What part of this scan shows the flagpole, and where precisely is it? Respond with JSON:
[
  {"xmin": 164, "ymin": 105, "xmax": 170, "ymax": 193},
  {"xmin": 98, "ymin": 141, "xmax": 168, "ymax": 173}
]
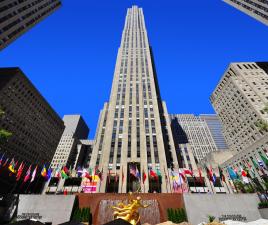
[
  {"xmin": 157, "ymin": 171, "xmax": 160, "ymax": 193},
  {"xmin": 121, "ymin": 168, "xmax": 123, "ymax": 193},
  {"xmin": 169, "ymin": 169, "xmax": 174, "ymax": 193}
]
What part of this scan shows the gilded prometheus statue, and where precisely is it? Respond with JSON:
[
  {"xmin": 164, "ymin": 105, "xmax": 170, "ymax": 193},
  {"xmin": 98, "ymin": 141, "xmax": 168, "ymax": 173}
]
[{"xmin": 111, "ymin": 195, "xmax": 149, "ymax": 225}]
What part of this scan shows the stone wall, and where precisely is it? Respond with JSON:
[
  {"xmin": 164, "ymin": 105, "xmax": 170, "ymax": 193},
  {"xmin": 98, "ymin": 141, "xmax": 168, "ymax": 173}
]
[
  {"xmin": 183, "ymin": 194, "xmax": 261, "ymax": 225},
  {"xmin": 17, "ymin": 195, "xmax": 76, "ymax": 225}
]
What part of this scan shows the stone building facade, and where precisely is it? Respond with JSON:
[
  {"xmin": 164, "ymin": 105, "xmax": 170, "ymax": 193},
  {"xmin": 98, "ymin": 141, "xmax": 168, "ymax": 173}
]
[
  {"xmin": 211, "ymin": 62, "xmax": 268, "ymax": 186},
  {"xmin": 223, "ymin": 0, "xmax": 268, "ymax": 26}
]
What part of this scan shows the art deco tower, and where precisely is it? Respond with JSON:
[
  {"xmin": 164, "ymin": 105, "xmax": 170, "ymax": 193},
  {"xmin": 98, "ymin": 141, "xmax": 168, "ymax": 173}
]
[{"xmin": 90, "ymin": 6, "xmax": 179, "ymax": 193}]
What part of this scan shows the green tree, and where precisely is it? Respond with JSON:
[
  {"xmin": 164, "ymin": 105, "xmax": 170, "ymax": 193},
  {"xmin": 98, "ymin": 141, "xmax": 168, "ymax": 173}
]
[
  {"xmin": 255, "ymin": 119, "xmax": 268, "ymax": 132},
  {"xmin": 263, "ymin": 103, "xmax": 268, "ymax": 113},
  {"xmin": 0, "ymin": 108, "xmax": 12, "ymax": 145},
  {"xmin": 0, "ymin": 108, "xmax": 4, "ymax": 117}
]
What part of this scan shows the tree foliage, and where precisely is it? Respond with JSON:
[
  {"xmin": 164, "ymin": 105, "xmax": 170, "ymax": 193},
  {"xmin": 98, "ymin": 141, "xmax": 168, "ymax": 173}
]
[
  {"xmin": 263, "ymin": 103, "xmax": 268, "ymax": 113},
  {"xmin": 0, "ymin": 108, "xmax": 12, "ymax": 144},
  {"xmin": 255, "ymin": 119, "xmax": 268, "ymax": 132}
]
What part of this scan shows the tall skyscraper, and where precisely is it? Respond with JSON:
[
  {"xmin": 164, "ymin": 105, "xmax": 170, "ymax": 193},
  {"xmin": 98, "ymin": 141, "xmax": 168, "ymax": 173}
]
[
  {"xmin": 0, "ymin": 0, "xmax": 61, "ymax": 50},
  {"xmin": 211, "ymin": 62, "xmax": 268, "ymax": 182},
  {"xmin": 200, "ymin": 114, "xmax": 229, "ymax": 151},
  {"xmin": 50, "ymin": 115, "xmax": 89, "ymax": 170},
  {"xmin": 170, "ymin": 114, "xmax": 218, "ymax": 162},
  {"xmin": 0, "ymin": 68, "xmax": 64, "ymax": 192},
  {"xmin": 223, "ymin": 0, "xmax": 268, "ymax": 26},
  {"xmin": 89, "ymin": 6, "xmax": 179, "ymax": 193}
]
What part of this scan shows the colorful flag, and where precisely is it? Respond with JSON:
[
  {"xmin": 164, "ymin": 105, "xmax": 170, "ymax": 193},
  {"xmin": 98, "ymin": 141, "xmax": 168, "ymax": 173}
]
[
  {"xmin": 95, "ymin": 166, "xmax": 102, "ymax": 180},
  {"xmin": 240, "ymin": 167, "xmax": 249, "ymax": 184},
  {"xmin": 156, "ymin": 169, "xmax": 162, "ymax": 179},
  {"xmin": 88, "ymin": 167, "xmax": 93, "ymax": 176},
  {"xmin": 41, "ymin": 165, "xmax": 47, "ymax": 177},
  {"xmin": 198, "ymin": 168, "xmax": 203, "ymax": 183},
  {"xmin": 183, "ymin": 169, "xmax": 193, "ymax": 176},
  {"xmin": 218, "ymin": 166, "xmax": 225, "ymax": 182},
  {"xmin": 122, "ymin": 168, "xmax": 124, "ymax": 183},
  {"xmin": 61, "ymin": 168, "xmax": 69, "ymax": 179},
  {"xmin": 30, "ymin": 166, "xmax": 37, "ymax": 182},
  {"xmin": 83, "ymin": 168, "xmax": 92, "ymax": 181},
  {"xmin": 16, "ymin": 162, "xmax": 24, "ymax": 181},
  {"xmin": 252, "ymin": 158, "xmax": 260, "ymax": 170},
  {"xmin": 212, "ymin": 173, "xmax": 217, "ymax": 184},
  {"xmin": 205, "ymin": 166, "xmax": 213, "ymax": 181},
  {"xmin": 259, "ymin": 153, "xmax": 268, "ymax": 167},
  {"xmin": 77, "ymin": 166, "xmax": 83, "ymax": 177},
  {"xmin": 8, "ymin": 158, "xmax": 16, "ymax": 173},
  {"xmin": 55, "ymin": 167, "xmax": 61, "ymax": 179},
  {"xmin": 129, "ymin": 164, "xmax": 137, "ymax": 177},
  {"xmin": 258, "ymin": 159, "xmax": 266, "ymax": 170},
  {"xmin": 63, "ymin": 166, "xmax": 69, "ymax": 175},
  {"xmin": 3, "ymin": 158, "xmax": 9, "ymax": 167},
  {"xmin": 46, "ymin": 168, "xmax": 52, "ymax": 180},
  {"xmin": 135, "ymin": 165, "xmax": 141, "ymax": 180},
  {"xmin": 241, "ymin": 167, "xmax": 247, "ymax": 177},
  {"xmin": 227, "ymin": 167, "xmax": 238, "ymax": 180},
  {"xmin": 178, "ymin": 172, "xmax": 184, "ymax": 186},
  {"xmin": 24, "ymin": 165, "xmax": 32, "ymax": 182},
  {"xmin": 178, "ymin": 169, "xmax": 186, "ymax": 182},
  {"xmin": 149, "ymin": 168, "xmax": 158, "ymax": 180},
  {"xmin": 0, "ymin": 153, "xmax": 4, "ymax": 166},
  {"xmin": 142, "ymin": 168, "xmax": 147, "ymax": 184}
]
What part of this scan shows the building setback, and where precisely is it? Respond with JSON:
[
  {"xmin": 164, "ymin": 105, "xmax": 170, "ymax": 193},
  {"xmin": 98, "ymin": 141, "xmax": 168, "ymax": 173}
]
[
  {"xmin": 170, "ymin": 114, "xmax": 218, "ymax": 162},
  {"xmin": 0, "ymin": 67, "xmax": 64, "ymax": 166},
  {"xmin": 0, "ymin": 0, "xmax": 61, "ymax": 50},
  {"xmin": 210, "ymin": 62, "xmax": 268, "ymax": 185},
  {"xmin": 50, "ymin": 115, "xmax": 89, "ymax": 170},
  {"xmin": 89, "ymin": 6, "xmax": 179, "ymax": 193},
  {"xmin": 200, "ymin": 114, "xmax": 229, "ymax": 151},
  {"xmin": 223, "ymin": 0, "xmax": 268, "ymax": 26}
]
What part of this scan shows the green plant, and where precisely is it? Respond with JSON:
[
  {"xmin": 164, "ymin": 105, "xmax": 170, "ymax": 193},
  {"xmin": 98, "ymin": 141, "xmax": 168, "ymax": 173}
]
[
  {"xmin": 167, "ymin": 208, "xmax": 187, "ymax": 223},
  {"xmin": 207, "ymin": 215, "xmax": 216, "ymax": 223},
  {"xmin": 245, "ymin": 184, "xmax": 255, "ymax": 193},
  {"xmin": 258, "ymin": 201, "xmax": 268, "ymax": 209},
  {"xmin": 234, "ymin": 180, "xmax": 246, "ymax": 193}
]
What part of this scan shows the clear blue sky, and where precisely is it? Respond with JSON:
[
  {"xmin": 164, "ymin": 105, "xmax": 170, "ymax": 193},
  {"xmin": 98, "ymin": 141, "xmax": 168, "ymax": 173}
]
[{"xmin": 0, "ymin": 1, "xmax": 268, "ymax": 138}]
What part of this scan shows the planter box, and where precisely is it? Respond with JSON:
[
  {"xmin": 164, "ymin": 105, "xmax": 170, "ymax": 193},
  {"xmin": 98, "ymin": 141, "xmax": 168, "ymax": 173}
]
[{"xmin": 259, "ymin": 208, "xmax": 268, "ymax": 219}]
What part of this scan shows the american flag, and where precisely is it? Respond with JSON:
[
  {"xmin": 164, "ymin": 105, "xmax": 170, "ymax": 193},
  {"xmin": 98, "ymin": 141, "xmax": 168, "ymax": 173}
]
[{"xmin": 130, "ymin": 164, "xmax": 136, "ymax": 177}]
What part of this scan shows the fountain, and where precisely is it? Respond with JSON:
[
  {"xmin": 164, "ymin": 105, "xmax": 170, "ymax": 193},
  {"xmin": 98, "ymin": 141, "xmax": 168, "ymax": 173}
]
[{"xmin": 97, "ymin": 199, "xmax": 160, "ymax": 225}]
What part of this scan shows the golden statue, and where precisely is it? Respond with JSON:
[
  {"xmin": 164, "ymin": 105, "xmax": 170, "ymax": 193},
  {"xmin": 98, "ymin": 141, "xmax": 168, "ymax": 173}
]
[{"xmin": 111, "ymin": 195, "xmax": 149, "ymax": 225}]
